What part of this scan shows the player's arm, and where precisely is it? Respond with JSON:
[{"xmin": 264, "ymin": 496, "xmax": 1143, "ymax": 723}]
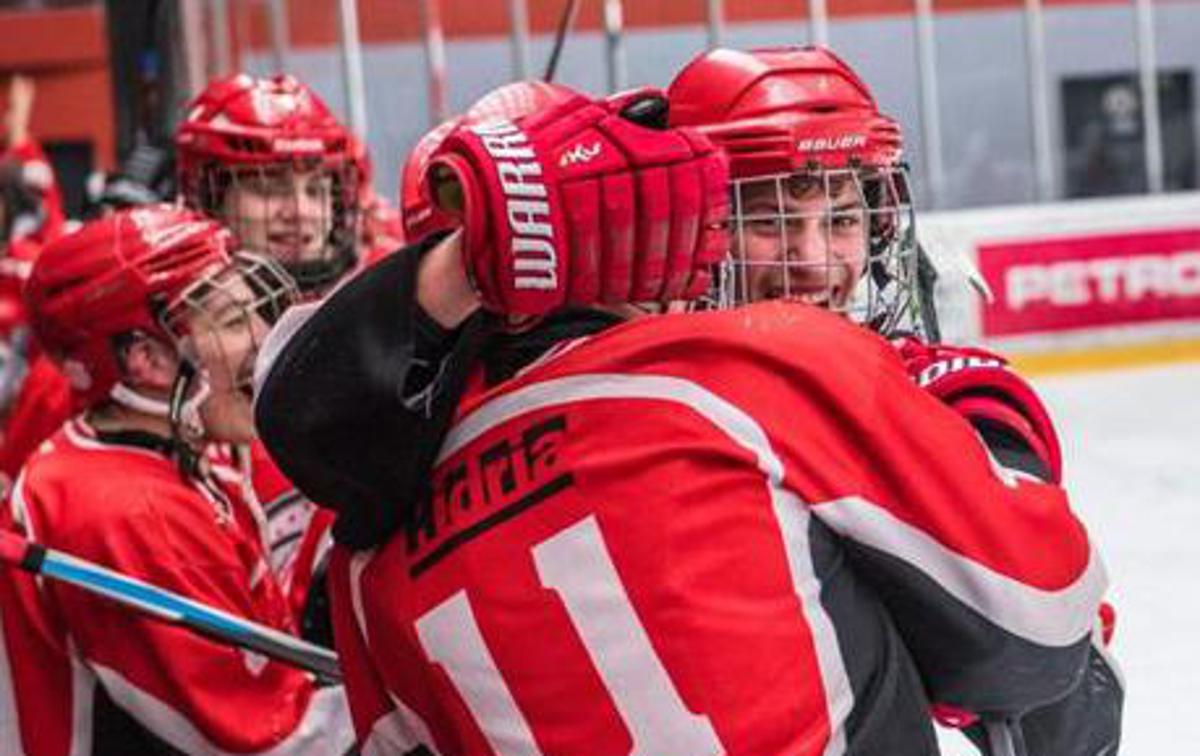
[
  {"xmin": 823, "ymin": 469, "xmax": 1098, "ymax": 722},
  {"xmin": 745, "ymin": 332, "xmax": 1105, "ymax": 721},
  {"xmin": 45, "ymin": 486, "xmax": 353, "ymax": 754},
  {"xmin": 416, "ymin": 229, "xmax": 479, "ymax": 328},
  {"xmin": 892, "ymin": 338, "xmax": 1123, "ymax": 754},
  {"xmin": 254, "ymin": 84, "xmax": 728, "ymax": 551},
  {"xmin": 962, "ymin": 633, "xmax": 1123, "ymax": 756},
  {"xmin": 893, "ymin": 337, "xmax": 1061, "ymax": 482},
  {"xmin": 254, "ymin": 237, "xmax": 488, "ymax": 550}
]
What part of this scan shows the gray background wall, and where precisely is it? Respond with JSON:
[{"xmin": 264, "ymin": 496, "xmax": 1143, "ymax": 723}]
[{"xmin": 245, "ymin": 2, "xmax": 1200, "ymax": 211}]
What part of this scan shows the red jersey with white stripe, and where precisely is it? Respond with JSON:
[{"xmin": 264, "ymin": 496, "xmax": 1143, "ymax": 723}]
[
  {"xmin": 249, "ymin": 440, "xmax": 335, "ymax": 621},
  {"xmin": 0, "ymin": 418, "xmax": 352, "ymax": 755},
  {"xmin": 327, "ymin": 301, "xmax": 1106, "ymax": 756}
]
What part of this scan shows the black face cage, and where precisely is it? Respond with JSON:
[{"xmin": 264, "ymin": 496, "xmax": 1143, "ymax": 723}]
[
  {"xmin": 188, "ymin": 159, "xmax": 361, "ymax": 294},
  {"xmin": 710, "ymin": 165, "xmax": 924, "ymax": 337}
]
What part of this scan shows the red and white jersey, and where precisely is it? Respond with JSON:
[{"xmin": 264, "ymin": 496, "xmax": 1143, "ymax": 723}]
[
  {"xmin": 249, "ymin": 440, "xmax": 335, "ymax": 619},
  {"xmin": 0, "ymin": 418, "xmax": 352, "ymax": 755},
  {"xmin": 0, "ymin": 352, "xmax": 72, "ymax": 492},
  {"xmin": 328, "ymin": 301, "xmax": 1107, "ymax": 756}
]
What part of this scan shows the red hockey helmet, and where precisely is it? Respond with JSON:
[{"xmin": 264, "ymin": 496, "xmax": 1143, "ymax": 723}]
[
  {"xmin": 175, "ymin": 74, "xmax": 359, "ymax": 293},
  {"xmin": 25, "ymin": 205, "xmax": 234, "ymax": 407},
  {"xmin": 668, "ymin": 46, "xmax": 902, "ymax": 177},
  {"xmin": 668, "ymin": 46, "xmax": 923, "ymax": 335},
  {"xmin": 400, "ymin": 81, "xmax": 579, "ymax": 243}
]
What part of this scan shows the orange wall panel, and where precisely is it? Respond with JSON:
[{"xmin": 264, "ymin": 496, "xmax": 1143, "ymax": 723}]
[
  {"xmin": 0, "ymin": 5, "xmax": 115, "ymax": 170},
  {"xmin": 0, "ymin": 6, "xmax": 107, "ymax": 70},
  {"xmin": 28, "ymin": 68, "xmax": 116, "ymax": 169}
]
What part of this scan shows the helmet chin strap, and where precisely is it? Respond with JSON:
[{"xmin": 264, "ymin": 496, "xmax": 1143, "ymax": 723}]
[
  {"xmin": 107, "ymin": 371, "xmax": 212, "ymax": 483},
  {"xmin": 162, "ymin": 360, "xmax": 217, "ymax": 484},
  {"xmin": 108, "ymin": 372, "xmax": 211, "ymax": 434},
  {"xmin": 109, "ymin": 382, "xmax": 174, "ymax": 417},
  {"xmin": 167, "ymin": 361, "xmax": 212, "ymax": 445}
]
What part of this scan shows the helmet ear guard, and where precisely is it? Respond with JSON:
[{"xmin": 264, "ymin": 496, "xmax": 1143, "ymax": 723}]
[{"xmin": 167, "ymin": 358, "xmax": 210, "ymax": 447}]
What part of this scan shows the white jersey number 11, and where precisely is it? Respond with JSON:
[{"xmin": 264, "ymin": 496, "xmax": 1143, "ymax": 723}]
[{"xmin": 414, "ymin": 515, "xmax": 723, "ymax": 755}]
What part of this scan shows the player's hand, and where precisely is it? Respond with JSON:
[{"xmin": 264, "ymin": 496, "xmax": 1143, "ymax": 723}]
[
  {"xmin": 893, "ymin": 337, "xmax": 1062, "ymax": 483},
  {"xmin": 425, "ymin": 84, "xmax": 729, "ymax": 315}
]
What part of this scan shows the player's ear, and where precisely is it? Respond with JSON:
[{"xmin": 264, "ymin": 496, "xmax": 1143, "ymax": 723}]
[{"xmin": 115, "ymin": 332, "xmax": 179, "ymax": 394}]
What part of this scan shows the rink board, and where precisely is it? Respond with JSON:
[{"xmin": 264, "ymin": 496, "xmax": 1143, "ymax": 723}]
[{"xmin": 921, "ymin": 191, "xmax": 1200, "ymax": 374}]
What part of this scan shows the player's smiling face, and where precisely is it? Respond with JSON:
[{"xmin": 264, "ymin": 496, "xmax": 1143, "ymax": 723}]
[
  {"xmin": 185, "ymin": 273, "xmax": 268, "ymax": 443},
  {"xmin": 732, "ymin": 173, "xmax": 868, "ymax": 309},
  {"xmin": 223, "ymin": 164, "xmax": 335, "ymax": 266},
  {"xmin": 173, "ymin": 259, "xmax": 295, "ymax": 445}
]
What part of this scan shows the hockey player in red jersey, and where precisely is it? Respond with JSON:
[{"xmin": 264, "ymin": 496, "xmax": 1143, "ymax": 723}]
[
  {"xmin": 176, "ymin": 73, "xmax": 365, "ymax": 295},
  {"xmin": 0, "ymin": 205, "xmax": 352, "ymax": 755},
  {"xmin": 666, "ymin": 46, "xmax": 1062, "ymax": 474},
  {"xmin": 0, "ymin": 162, "xmax": 72, "ymax": 496},
  {"xmin": 666, "ymin": 45, "xmax": 1121, "ymax": 753},
  {"xmin": 252, "ymin": 81, "xmax": 1111, "ymax": 755},
  {"xmin": 175, "ymin": 73, "xmax": 396, "ymax": 627}
]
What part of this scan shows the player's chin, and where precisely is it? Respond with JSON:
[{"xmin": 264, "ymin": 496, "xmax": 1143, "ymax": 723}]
[{"xmin": 199, "ymin": 398, "xmax": 258, "ymax": 445}]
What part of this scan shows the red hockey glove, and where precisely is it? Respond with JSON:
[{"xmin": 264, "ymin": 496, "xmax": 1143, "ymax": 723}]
[
  {"xmin": 893, "ymin": 337, "xmax": 1063, "ymax": 484},
  {"xmin": 426, "ymin": 86, "xmax": 729, "ymax": 315}
]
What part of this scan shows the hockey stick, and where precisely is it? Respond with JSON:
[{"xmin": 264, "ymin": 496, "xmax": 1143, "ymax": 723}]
[
  {"xmin": 0, "ymin": 528, "xmax": 342, "ymax": 683},
  {"xmin": 543, "ymin": 0, "xmax": 580, "ymax": 82}
]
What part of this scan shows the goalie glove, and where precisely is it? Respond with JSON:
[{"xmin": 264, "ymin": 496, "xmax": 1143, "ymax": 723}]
[
  {"xmin": 426, "ymin": 85, "xmax": 729, "ymax": 315},
  {"xmin": 894, "ymin": 337, "xmax": 1063, "ymax": 484}
]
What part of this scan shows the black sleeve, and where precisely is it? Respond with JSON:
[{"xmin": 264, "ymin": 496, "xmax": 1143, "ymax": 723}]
[
  {"xmin": 963, "ymin": 644, "xmax": 1123, "ymax": 756},
  {"xmin": 253, "ymin": 237, "xmax": 489, "ymax": 550},
  {"xmin": 974, "ymin": 416, "xmax": 1053, "ymax": 483},
  {"xmin": 1015, "ymin": 644, "xmax": 1122, "ymax": 756},
  {"xmin": 962, "ymin": 420, "xmax": 1124, "ymax": 756}
]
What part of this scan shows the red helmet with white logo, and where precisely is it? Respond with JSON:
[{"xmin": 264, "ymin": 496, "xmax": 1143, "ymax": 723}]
[
  {"xmin": 400, "ymin": 81, "xmax": 578, "ymax": 244},
  {"xmin": 25, "ymin": 205, "xmax": 234, "ymax": 406},
  {"xmin": 668, "ymin": 46, "xmax": 902, "ymax": 177},
  {"xmin": 668, "ymin": 46, "xmax": 923, "ymax": 335},
  {"xmin": 175, "ymin": 74, "xmax": 359, "ymax": 293}
]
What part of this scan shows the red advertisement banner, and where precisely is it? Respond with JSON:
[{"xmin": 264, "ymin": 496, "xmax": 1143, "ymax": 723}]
[{"xmin": 977, "ymin": 228, "xmax": 1200, "ymax": 336}]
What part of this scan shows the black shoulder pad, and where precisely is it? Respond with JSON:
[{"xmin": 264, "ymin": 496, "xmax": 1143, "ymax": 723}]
[{"xmin": 254, "ymin": 248, "xmax": 420, "ymax": 544}]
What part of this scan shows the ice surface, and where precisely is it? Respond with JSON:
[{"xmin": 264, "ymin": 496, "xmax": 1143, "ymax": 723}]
[{"xmin": 936, "ymin": 360, "xmax": 1200, "ymax": 754}]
